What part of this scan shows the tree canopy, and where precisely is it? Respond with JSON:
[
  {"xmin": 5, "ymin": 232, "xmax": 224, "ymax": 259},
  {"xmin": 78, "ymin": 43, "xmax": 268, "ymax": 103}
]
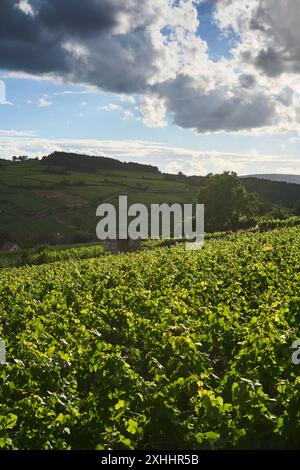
[{"xmin": 198, "ymin": 172, "xmax": 261, "ymax": 232}]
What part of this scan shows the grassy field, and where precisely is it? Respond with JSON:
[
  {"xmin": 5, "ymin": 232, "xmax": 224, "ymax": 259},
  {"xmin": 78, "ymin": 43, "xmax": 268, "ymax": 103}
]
[{"xmin": 0, "ymin": 226, "xmax": 299, "ymax": 449}]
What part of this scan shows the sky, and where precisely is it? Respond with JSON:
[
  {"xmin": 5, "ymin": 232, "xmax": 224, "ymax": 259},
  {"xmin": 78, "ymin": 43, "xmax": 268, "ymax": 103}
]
[{"xmin": 0, "ymin": 0, "xmax": 300, "ymax": 175}]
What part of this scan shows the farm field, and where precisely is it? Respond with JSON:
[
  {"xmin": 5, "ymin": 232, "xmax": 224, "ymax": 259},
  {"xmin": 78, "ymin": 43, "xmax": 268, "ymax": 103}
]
[{"xmin": 0, "ymin": 226, "xmax": 299, "ymax": 449}]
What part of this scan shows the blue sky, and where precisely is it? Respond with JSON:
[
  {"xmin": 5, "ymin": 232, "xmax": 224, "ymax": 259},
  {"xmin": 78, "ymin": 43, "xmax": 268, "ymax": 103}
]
[{"xmin": 0, "ymin": 0, "xmax": 300, "ymax": 175}]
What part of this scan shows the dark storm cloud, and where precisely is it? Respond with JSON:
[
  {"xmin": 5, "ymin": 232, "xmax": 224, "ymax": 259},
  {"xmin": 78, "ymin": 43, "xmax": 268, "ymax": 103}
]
[
  {"xmin": 0, "ymin": 0, "xmax": 155, "ymax": 91},
  {"xmin": 0, "ymin": 39, "xmax": 69, "ymax": 74},
  {"xmin": 0, "ymin": 0, "xmax": 117, "ymax": 40},
  {"xmin": 158, "ymin": 75, "xmax": 277, "ymax": 133},
  {"xmin": 0, "ymin": 1, "xmax": 39, "ymax": 42},
  {"xmin": 254, "ymin": 47, "xmax": 286, "ymax": 78},
  {"xmin": 34, "ymin": 0, "xmax": 118, "ymax": 37},
  {"xmin": 0, "ymin": 0, "xmax": 67, "ymax": 73}
]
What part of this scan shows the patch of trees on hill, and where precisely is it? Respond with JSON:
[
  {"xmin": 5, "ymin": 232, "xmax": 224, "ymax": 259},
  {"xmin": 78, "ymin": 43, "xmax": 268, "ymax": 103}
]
[
  {"xmin": 242, "ymin": 177, "xmax": 300, "ymax": 209},
  {"xmin": 42, "ymin": 151, "xmax": 159, "ymax": 174},
  {"xmin": 186, "ymin": 174, "xmax": 300, "ymax": 211},
  {"xmin": 197, "ymin": 172, "xmax": 262, "ymax": 232}
]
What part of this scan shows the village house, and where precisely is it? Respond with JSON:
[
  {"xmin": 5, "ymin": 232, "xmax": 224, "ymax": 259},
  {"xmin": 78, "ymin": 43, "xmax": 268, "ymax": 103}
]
[{"xmin": 0, "ymin": 242, "xmax": 21, "ymax": 253}]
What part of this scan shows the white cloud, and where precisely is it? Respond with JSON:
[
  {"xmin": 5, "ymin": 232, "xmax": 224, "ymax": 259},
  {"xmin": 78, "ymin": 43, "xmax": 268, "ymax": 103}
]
[
  {"xmin": 98, "ymin": 103, "xmax": 121, "ymax": 112},
  {"xmin": 0, "ymin": 129, "xmax": 36, "ymax": 137},
  {"xmin": 37, "ymin": 97, "xmax": 52, "ymax": 108},
  {"xmin": 123, "ymin": 110, "xmax": 135, "ymax": 121},
  {"xmin": 140, "ymin": 95, "xmax": 167, "ymax": 127},
  {"xmin": 54, "ymin": 87, "xmax": 99, "ymax": 96},
  {"xmin": 62, "ymin": 41, "xmax": 90, "ymax": 59},
  {"xmin": 4, "ymin": 71, "xmax": 60, "ymax": 82},
  {"xmin": 0, "ymin": 132, "xmax": 299, "ymax": 175},
  {"xmin": 17, "ymin": 0, "xmax": 35, "ymax": 17},
  {"xmin": 215, "ymin": 0, "xmax": 300, "ymax": 77},
  {"xmin": 118, "ymin": 94, "xmax": 136, "ymax": 104}
]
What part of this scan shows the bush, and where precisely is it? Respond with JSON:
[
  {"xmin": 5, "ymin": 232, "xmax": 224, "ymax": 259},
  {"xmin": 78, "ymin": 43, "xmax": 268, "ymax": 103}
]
[{"xmin": 258, "ymin": 216, "xmax": 300, "ymax": 232}]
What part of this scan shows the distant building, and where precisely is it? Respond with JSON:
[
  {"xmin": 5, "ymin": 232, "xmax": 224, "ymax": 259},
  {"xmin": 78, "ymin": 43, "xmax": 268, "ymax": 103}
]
[{"xmin": 1, "ymin": 242, "xmax": 21, "ymax": 253}]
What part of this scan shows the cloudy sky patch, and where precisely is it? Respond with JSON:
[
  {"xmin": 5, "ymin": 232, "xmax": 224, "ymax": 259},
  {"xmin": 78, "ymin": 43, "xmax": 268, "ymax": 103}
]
[{"xmin": 0, "ymin": 0, "xmax": 299, "ymax": 174}]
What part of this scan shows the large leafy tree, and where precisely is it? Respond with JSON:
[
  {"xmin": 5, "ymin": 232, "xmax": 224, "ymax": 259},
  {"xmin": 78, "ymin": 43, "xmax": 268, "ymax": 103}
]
[{"xmin": 198, "ymin": 172, "xmax": 261, "ymax": 232}]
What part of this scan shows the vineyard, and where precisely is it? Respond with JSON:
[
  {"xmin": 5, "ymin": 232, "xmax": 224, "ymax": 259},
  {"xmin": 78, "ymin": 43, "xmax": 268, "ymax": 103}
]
[{"xmin": 0, "ymin": 226, "xmax": 300, "ymax": 449}]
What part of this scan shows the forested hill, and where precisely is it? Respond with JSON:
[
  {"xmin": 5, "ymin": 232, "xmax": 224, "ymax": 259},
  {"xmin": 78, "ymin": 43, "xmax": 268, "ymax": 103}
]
[
  {"xmin": 42, "ymin": 151, "xmax": 159, "ymax": 173},
  {"xmin": 242, "ymin": 177, "xmax": 300, "ymax": 208},
  {"xmin": 243, "ymin": 174, "xmax": 300, "ymax": 185}
]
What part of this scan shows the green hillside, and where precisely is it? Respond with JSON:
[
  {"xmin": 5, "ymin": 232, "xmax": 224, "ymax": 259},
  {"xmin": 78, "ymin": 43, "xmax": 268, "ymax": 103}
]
[
  {"xmin": 0, "ymin": 154, "xmax": 195, "ymax": 247},
  {"xmin": 0, "ymin": 152, "xmax": 300, "ymax": 247},
  {"xmin": 242, "ymin": 177, "xmax": 300, "ymax": 209}
]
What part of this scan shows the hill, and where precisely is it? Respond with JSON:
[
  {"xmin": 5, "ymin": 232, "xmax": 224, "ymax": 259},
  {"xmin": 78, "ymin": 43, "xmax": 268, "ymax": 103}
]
[
  {"xmin": 1, "ymin": 152, "xmax": 300, "ymax": 247},
  {"xmin": 0, "ymin": 154, "xmax": 196, "ymax": 247},
  {"xmin": 242, "ymin": 174, "xmax": 300, "ymax": 185},
  {"xmin": 241, "ymin": 177, "xmax": 300, "ymax": 209},
  {"xmin": 0, "ymin": 158, "xmax": 12, "ymax": 165},
  {"xmin": 42, "ymin": 151, "xmax": 159, "ymax": 174}
]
